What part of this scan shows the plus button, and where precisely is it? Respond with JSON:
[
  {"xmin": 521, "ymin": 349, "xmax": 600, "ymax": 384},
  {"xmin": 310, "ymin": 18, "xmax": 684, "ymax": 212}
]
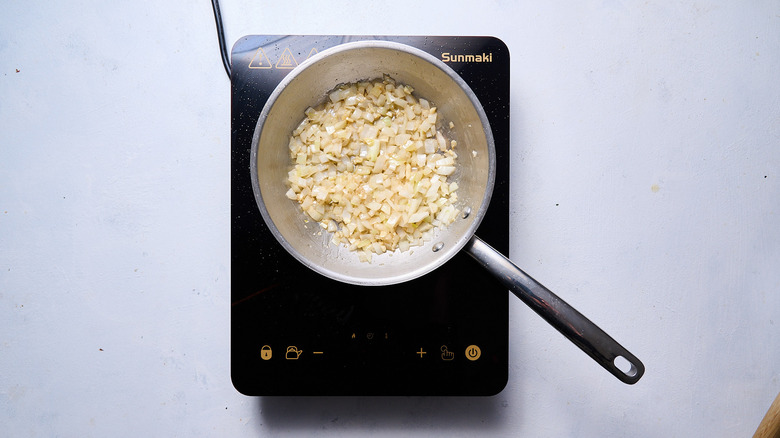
[{"xmin": 416, "ymin": 348, "xmax": 427, "ymax": 358}]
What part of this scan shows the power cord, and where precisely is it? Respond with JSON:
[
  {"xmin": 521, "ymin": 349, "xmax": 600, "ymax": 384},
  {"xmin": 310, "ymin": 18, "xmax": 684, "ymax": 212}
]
[{"xmin": 210, "ymin": 0, "xmax": 232, "ymax": 78}]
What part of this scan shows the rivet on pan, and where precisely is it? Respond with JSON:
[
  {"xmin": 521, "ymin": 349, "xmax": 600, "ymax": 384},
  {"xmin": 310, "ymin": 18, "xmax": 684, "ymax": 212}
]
[
  {"xmin": 432, "ymin": 242, "xmax": 445, "ymax": 252},
  {"xmin": 462, "ymin": 207, "xmax": 472, "ymax": 219}
]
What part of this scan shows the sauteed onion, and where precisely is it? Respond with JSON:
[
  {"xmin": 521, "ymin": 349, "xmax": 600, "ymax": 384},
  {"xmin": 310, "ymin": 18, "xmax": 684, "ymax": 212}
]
[{"xmin": 285, "ymin": 76, "xmax": 460, "ymax": 262}]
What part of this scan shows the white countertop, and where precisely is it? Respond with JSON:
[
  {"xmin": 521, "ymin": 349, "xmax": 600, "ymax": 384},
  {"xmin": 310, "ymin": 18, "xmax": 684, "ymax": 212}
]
[{"xmin": 1, "ymin": 1, "xmax": 778, "ymax": 436}]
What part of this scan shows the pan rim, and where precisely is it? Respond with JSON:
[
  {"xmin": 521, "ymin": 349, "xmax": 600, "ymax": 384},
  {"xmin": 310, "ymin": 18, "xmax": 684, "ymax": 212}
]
[{"xmin": 250, "ymin": 40, "xmax": 496, "ymax": 286}]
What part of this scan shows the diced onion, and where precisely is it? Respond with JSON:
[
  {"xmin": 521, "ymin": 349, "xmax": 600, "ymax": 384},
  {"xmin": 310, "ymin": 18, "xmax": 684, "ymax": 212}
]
[{"xmin": 285, "ymin": 76, "xmax": 460, "ymax": 263}]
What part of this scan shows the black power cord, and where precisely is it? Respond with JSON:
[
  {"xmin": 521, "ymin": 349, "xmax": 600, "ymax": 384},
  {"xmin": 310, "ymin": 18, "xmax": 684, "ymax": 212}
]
[{"xmin": 210, "ymin": 0, "xmax": 232, "ymax": 78}]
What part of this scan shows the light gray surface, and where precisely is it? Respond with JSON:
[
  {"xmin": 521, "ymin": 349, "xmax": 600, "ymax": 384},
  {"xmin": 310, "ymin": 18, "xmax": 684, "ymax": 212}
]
[{"xmin": 1, "ymin": 1, "xmax": 778, "ymax": 436}]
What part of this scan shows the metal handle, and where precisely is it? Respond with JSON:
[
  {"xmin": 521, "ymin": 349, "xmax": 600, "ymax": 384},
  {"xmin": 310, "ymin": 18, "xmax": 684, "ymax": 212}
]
[{"xmin": 464, "ymin": 236, "xmax": 645, "ymax": 384}]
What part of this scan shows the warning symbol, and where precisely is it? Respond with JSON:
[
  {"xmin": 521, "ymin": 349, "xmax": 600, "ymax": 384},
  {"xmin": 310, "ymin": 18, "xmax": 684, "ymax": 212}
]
[
  {"xmin": 248, "ymin": 48, "xmax": 272, "ymax": 69},
  {"xmin": 275, "ymin": 47, "xmax": 298, "ymax": 69},
  {"xmin": 305, "ymin": 47, "xmax": 319, "ymax": 60}
]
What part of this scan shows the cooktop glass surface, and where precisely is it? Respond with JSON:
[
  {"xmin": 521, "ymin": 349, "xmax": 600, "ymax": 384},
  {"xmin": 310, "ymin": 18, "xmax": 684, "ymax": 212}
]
[{"xmin": 231, "ymin": 35, "xmax": 510, "ymax": 396}]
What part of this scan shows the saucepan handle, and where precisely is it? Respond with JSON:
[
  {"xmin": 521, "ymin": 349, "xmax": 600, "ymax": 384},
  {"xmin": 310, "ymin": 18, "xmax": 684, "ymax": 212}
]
[{"xmin": 464, "ymin": 236, "xmax": 645, "ymax": 384}]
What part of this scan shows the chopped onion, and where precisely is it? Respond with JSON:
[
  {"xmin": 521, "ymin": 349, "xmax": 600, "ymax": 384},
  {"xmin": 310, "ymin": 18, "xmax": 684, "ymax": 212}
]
[{"xmin": 285, "ymin": 76, "xmax": 460, "ymax": 262}]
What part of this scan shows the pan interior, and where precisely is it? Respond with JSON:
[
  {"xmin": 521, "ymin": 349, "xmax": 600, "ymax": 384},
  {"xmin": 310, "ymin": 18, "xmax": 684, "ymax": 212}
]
[{"xmin": 251, "ymin": 41, "xmax": 495, "ymax": 285}]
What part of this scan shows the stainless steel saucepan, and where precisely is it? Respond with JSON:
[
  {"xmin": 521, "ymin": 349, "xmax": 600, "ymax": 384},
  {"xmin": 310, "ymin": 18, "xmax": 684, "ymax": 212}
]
[{"xmin": 250, "ymin": 40, "xmax": 644, "ymax": 384}]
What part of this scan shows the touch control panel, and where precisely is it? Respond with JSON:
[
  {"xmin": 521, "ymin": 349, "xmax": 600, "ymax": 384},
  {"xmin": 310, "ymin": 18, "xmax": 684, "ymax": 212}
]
[{"xmin": 255, "ymin": 342, "xmax": 483, "ymax": 363}]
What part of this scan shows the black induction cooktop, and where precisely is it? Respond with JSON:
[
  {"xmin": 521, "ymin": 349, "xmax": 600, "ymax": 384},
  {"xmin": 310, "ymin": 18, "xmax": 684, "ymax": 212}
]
[{"xmin": 231, "ymin": 35, "xmax": 510, "ymax": 396}]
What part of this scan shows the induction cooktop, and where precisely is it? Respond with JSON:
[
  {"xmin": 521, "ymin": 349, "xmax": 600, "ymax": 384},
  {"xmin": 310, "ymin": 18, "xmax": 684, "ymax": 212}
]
[{"xmin": 231, "ymin": 35, "xmax": 510, "ymax": 396}]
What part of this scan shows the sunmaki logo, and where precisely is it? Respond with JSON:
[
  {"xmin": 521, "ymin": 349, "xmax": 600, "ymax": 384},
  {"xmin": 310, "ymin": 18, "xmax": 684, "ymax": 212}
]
[{"xmin": 441, "ymin": 52, "xmax": 493, "ymax": 63}]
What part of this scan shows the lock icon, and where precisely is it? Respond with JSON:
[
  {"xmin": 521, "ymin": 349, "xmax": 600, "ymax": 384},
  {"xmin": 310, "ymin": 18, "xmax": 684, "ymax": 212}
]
[{"xmin": 260, "ymin": 345, "xmax": 272, "ymax": 360}]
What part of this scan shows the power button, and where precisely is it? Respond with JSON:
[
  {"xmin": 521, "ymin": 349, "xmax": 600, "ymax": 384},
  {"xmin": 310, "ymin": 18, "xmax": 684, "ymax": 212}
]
[{"xmin": 465, "ymin": 345, "xmax": 481, "ymax": 361}]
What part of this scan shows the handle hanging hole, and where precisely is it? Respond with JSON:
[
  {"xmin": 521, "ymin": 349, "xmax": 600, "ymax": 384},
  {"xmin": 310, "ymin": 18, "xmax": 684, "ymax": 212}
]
[{"xmin": 613, "ymin": 355, "xmax": 638, "ymax": 378}]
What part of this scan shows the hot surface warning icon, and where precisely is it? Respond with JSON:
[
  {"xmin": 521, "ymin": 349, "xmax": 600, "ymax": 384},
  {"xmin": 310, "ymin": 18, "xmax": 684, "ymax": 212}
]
[{"xmin": 275, "ymin": 47, "xmax": 298, "ymax": 69}]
